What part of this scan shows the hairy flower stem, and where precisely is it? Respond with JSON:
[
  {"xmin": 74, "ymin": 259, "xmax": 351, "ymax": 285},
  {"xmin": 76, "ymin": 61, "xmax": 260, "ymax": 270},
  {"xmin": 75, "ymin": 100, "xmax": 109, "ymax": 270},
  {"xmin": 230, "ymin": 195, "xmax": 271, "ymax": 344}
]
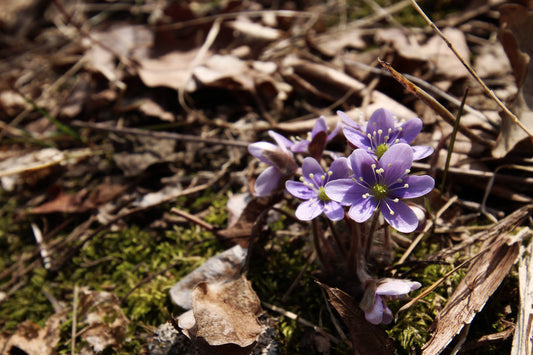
[
  {"xmin": 364, "ymin": 213, "xmax": 380, "ymax": 261},
  {"xmin": 327, "ymin": 219, "xmax": 347, "ymax": 259},
  {"xmin": 345, "ymin": 213, "xmax": 361, "ymax": 274},
  {"xmin": 312, "ymin": 219, "xmax": 334, "ymax": 273}
]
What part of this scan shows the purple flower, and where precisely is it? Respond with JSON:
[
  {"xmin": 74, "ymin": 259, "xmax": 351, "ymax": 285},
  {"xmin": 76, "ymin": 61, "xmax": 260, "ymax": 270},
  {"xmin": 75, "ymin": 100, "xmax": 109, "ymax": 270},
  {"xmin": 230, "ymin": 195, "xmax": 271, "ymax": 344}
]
[
  {"xmin": 248, "ymin": 131, "xmax": 298, "ymax": 197},
  {"xmin": 324, "ymin": 143, "xmax": 434, "ymax": 233},
  {"xmin": 339, "ymin": 108, "xmax": 433, "ymax": 160},
  {"xmin": 285, "ymin": 157, "xmax": 349, "ymax": 221},
  {"xmin": 363, "ymin": 279, "xmax": 421, "ymax": 325},
  {"xmin": 290, "ymin": 116, "xmax": 340, "ymax": 158}
]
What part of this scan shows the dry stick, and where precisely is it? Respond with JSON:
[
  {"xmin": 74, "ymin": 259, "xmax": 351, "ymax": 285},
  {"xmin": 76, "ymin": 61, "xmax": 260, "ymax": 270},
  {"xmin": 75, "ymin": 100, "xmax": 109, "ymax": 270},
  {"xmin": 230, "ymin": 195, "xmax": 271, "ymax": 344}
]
[
  {"xmin": 71, "ymin": 120, "xmax": 250, "ymax": 148},
  {"xmin": 178, "ymin": 17, "xmax": 222, "ymax": 112},
  {"xmin": 481, "ymin": 164, "xmax": 533, "ymax": 222},
  {"xmin": 345, "ymin": 59, "xmax": 491, "ymax": 124},
  {"xmin": 394, "ymin": 195, "xmax": 458, "ymax": 268},
  {"xmin": 378, "ymin": 59, "xmax": 493, "ymax": 147},
  {"xmin": 71, "ymin": 284, "xmax": 79, "ymax": 355},
  {"xmin": 410, "ymin": 0, "xmax": 533, "ymax": 140}
]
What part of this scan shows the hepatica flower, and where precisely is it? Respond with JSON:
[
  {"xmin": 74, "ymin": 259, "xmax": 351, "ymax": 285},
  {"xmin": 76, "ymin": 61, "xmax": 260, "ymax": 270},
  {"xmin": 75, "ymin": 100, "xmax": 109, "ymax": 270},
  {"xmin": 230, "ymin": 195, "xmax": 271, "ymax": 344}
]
[
  {"xmin": 290, "ymin": 116, "xmax": 340, "ymax": 158},
  {"xmin": 285, "ymin": 157, "xmax": 349, "ymax": 221},
  {"xmin": 363, "ymin": 279, "xmax": 421, "ymax": 325},
  {"xmin": 248, "ymin": 131, "xmax": 298, "ymax": 197},
  {"xmin": 339, "ymin": 108, "xmax": 433, "ymax": 160},
  {"xmin": 324, "ymin": 143, "xmax": 434, "ymax": 233}
]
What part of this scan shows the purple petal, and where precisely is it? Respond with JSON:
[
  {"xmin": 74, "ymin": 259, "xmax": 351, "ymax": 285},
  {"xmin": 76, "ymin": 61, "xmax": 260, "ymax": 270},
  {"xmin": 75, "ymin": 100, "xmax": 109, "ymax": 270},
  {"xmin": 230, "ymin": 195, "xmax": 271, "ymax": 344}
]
[
  {"xmin": 382, "ymin": 305, "xmax": 393, "ymax": 324},
  {"xmin": 398, "ymin": 117, "xmax": 422, "ymax": 143},
  {"xmin": 311, "ymin": 116, "xmax": 328, "ymax": 137},
  {"xmin": 376, "ymin": 279, "xmax": 422, "ymax": 296},
  {"xmin": 323, "ymin": 200, "xmax": 345, "ymax": 221},
  {"xmin": 337, "ymin": 110, "xmax": 362, "ymax": 130},
  {"xmin": 367, "ymin": 108, "xmax": 395, "ymax": 135},
  {"xmin": 254, "ymin": 166, "xmax": 281, "ymax": 197},
  {"xmin": 412, "ymin": 145, "xmax": 434, "ymax": 160},
  {"xmin": 379, "ymin": 143, "xmax": 413, "ymax": 185},
  {"xmin": 285, "ymin": 181, "xmax": 316, "ymax": 200},
  {"xmin": 268, "ymin": 130, "xmax": 293, "ymax": 151},
  {"xmin": 324, "ymin": 179, "xmax": 368, "ymax": 205},
  {"xmin": 248, "ymin": 142, "xmax": 277, "ymax": 164},
  {"xmin": 328, "ymin": 157, "xmax": 350, "ymax": 180},
  {"xmin": 342, "ymin": 125, "xmax": 371, "ymax": 149},
  {"xmin": 364, "ymin": 295, "xmax": 384, "ymax": 325},
  {"xmin": 302, "ymin": 157, "xmax": 325, "ymax": 180},
  {"xmin": 348, "ymin": 196, "xmax": 378, "ymax": 223},
  {"xmin": 392, "ymin": 175, "xmax": 434, "ymax": 199},
  {"xmin": 290, "ymin": 140, "xmax": 309, "ymax": 153},
  {"xmin": 381, "ymin": 199, "xmax": 418, "ymax": 233},
  {"xmin": 348, "ymin": 149, "xmax": 377, "ymax": 184},
  {"xmin": 295, "ymin": 200, "xmax": 324, "ymax": 221},
  {"xmin": 327, "ymin": 122, "xmax": 341, "ymax": 141}
]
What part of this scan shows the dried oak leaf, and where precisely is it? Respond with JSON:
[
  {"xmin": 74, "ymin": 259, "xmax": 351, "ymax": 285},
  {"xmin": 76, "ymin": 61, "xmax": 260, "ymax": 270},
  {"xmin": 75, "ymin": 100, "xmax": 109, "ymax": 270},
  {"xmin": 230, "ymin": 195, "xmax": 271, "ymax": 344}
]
[
  {"xmin": 319, "ymin": 282, "xmax": 395, "ymax": 355},
  {"xmin": 493, "ymin": 3, "xmax": 533, "ymax": 157},
  {"xmin": 0, "ymin": 312, "xmax": 64, "ymax": 355},
  {"xmin": 181, "ymin": 275, "xmax": 263, "ymax": 355}
]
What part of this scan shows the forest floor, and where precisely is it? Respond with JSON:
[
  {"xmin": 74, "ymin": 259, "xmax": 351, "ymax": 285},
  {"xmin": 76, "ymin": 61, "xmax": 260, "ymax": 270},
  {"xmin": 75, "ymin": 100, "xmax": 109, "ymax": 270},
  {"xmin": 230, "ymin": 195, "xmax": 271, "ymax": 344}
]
[{"xmin": 0, "ymin": 0, "xmax": 532, "ymax": 354}]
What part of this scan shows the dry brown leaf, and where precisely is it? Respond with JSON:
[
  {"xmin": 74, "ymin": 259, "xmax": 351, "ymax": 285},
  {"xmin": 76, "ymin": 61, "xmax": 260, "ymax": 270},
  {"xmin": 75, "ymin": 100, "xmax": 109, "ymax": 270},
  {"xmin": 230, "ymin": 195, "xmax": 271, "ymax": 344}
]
[
  {"xmin": 376, "ymin": 27, "xmax": 469, "ymax": 80},
  {"xmin": 309, "ymin": 27, "xmax": 366, "ymax": 57},
  {"xmin": 83, "ymin": 24, "xmax": 153, "ymax": 82},
  {"xmin": 177, "ymin": 275, "xmax": 263, "ymax": 354},
  {"xmin": 0, "ymin": 312, "xmax": 64, "ymax": 355},
  {"xmin": 319, "ymin": 282, "xmax": 395, "ymax": 355},
  {"xmin": 281, "ymin": 56, "xmax": 416, "ymax": 119},
  {"xmin": 29, "ymin": 181, "xmax": 125, "ymax": 214},
  {"xmin": 493, "ymin": 3, "xmax": 533, "ymax": 157},
  {"xmin": 422, "ymin": 205, "xmax": 533, "ymax": 354},
  {"xmin": 137, "ymin": 49, "xmax": 201, "ymax": 91},
  {"xmin": 227, "ymin": 19, "xmax": 283, "ymax": 42},
  {"xmin": 78, "ymin": 288, "xmax": 130, "ymax": 353},
  {"xmin": 170, "ymin": 244, "xmax": 247, "ymax": 309},
  {"xmin": 113, "ymin": 135, "xmax": 178, "ymax": 177},
  {"xmin": 0, "ymin": 148, "xmax": 92, "ymax": 192}
]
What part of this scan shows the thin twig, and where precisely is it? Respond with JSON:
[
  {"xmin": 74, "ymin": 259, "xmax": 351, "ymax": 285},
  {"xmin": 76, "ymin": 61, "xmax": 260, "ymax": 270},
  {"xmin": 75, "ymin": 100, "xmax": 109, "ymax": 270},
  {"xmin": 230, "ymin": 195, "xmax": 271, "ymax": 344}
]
[
  {"xmin": 71, "ymin": 120, "xmax": 250, "ymax": 148},
  {"xmin": 71, "ymin": 284, "xmax": 79, "ymax": 355},
  {"xmin": 410, "ymin": 0, "xmax": 533, "ymax": 139}
]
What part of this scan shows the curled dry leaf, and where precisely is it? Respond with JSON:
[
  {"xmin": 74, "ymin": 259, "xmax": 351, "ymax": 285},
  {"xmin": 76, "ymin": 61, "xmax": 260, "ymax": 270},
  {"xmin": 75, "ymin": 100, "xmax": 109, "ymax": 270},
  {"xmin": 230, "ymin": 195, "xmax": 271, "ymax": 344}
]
[
  {"xmin": 0, "ymin": 312, "xmax": 64, "ymax": 355},
  {"xmin": 493, "ymin": 3, "xmax": 533, "ymax": 157},
  {"xmin": 178, "ymin": 275, "xmax": 263, "ymax": 354},
  {"xmin": 318, "ymin": 282, "xmax": 395, "ymax": 355},
  {"xmin": 170, "ymin": 244, "xmax": 247, "ymax": 309},
  {"xmin": 78, "ymin": 288, "xmax": 130, "ymax": 353}
]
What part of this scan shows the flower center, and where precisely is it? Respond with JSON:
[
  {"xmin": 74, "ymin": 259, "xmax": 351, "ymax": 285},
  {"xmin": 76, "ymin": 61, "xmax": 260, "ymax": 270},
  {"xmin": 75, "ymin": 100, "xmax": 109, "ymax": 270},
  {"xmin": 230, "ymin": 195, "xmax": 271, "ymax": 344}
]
[
  {"xmin": 317, "ymin": 186, "xmax": 329, "ymax": 201},
  {"xmin": 375, "ymin": 143, "xmax": 388, "ymax": 159},
  {"xmin": 372, "ymin": 184, "xmax": 389, "ymax": 199}
]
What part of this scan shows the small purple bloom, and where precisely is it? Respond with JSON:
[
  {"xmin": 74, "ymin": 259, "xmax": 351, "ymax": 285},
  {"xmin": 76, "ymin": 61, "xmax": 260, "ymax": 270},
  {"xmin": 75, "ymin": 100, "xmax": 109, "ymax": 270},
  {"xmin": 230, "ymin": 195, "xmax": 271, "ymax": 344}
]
[
  {"xmin": 324, "ymin": 143, "xmax": 434, "ymax": 233},
  {"xmin": 248, "ymin": 131, "xmax": 298, "ymax": 197},
  {"xmin": 363, "ymin": 279, "xmax": 421, "ymax": 325},
  {"xmin": 285, "ymin": 157, "xmax": 349, "ymax": 221},
  {"xmin": 290, "ymin": 116, "xmax": 340, "ymax": 158},
  {"xmin": 339, "ymin": 108, "xmax": 433, "ymax": 160}
]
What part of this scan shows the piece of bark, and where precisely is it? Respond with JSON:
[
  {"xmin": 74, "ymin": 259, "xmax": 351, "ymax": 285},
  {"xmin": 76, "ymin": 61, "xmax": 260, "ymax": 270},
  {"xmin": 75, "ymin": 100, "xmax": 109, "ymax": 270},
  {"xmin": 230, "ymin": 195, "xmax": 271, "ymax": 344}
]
[
  {"xmin": 422, "ymin": 206, "xmax": 533, "ymax": 354},
  {"xmin": 511, "ymin": 236, "xmax": 533, "ymax": 354}
]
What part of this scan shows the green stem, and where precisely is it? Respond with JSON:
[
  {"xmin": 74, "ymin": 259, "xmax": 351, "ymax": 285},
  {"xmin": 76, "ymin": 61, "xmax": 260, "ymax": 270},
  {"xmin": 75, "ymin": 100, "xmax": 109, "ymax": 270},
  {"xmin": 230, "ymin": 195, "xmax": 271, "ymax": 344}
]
[{"xmin": 364, "ymin": 212, "xmax": 380, "ymax": 261}]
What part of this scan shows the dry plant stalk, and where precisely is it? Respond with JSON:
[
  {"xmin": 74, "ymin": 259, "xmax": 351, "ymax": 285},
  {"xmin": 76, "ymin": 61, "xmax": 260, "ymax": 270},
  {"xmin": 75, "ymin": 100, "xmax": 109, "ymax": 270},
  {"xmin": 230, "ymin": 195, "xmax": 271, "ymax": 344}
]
[{"xmin": 410, "ymin": 0, "xmax": 533, "ymax": 139}]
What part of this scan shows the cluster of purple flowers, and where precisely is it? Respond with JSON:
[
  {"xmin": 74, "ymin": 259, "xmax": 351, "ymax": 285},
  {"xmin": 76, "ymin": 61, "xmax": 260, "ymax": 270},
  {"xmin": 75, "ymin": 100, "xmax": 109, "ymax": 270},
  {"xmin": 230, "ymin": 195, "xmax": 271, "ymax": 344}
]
[{"xmin": 248, "ymin": 108, "xmax": 435, "ymax": 324}]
